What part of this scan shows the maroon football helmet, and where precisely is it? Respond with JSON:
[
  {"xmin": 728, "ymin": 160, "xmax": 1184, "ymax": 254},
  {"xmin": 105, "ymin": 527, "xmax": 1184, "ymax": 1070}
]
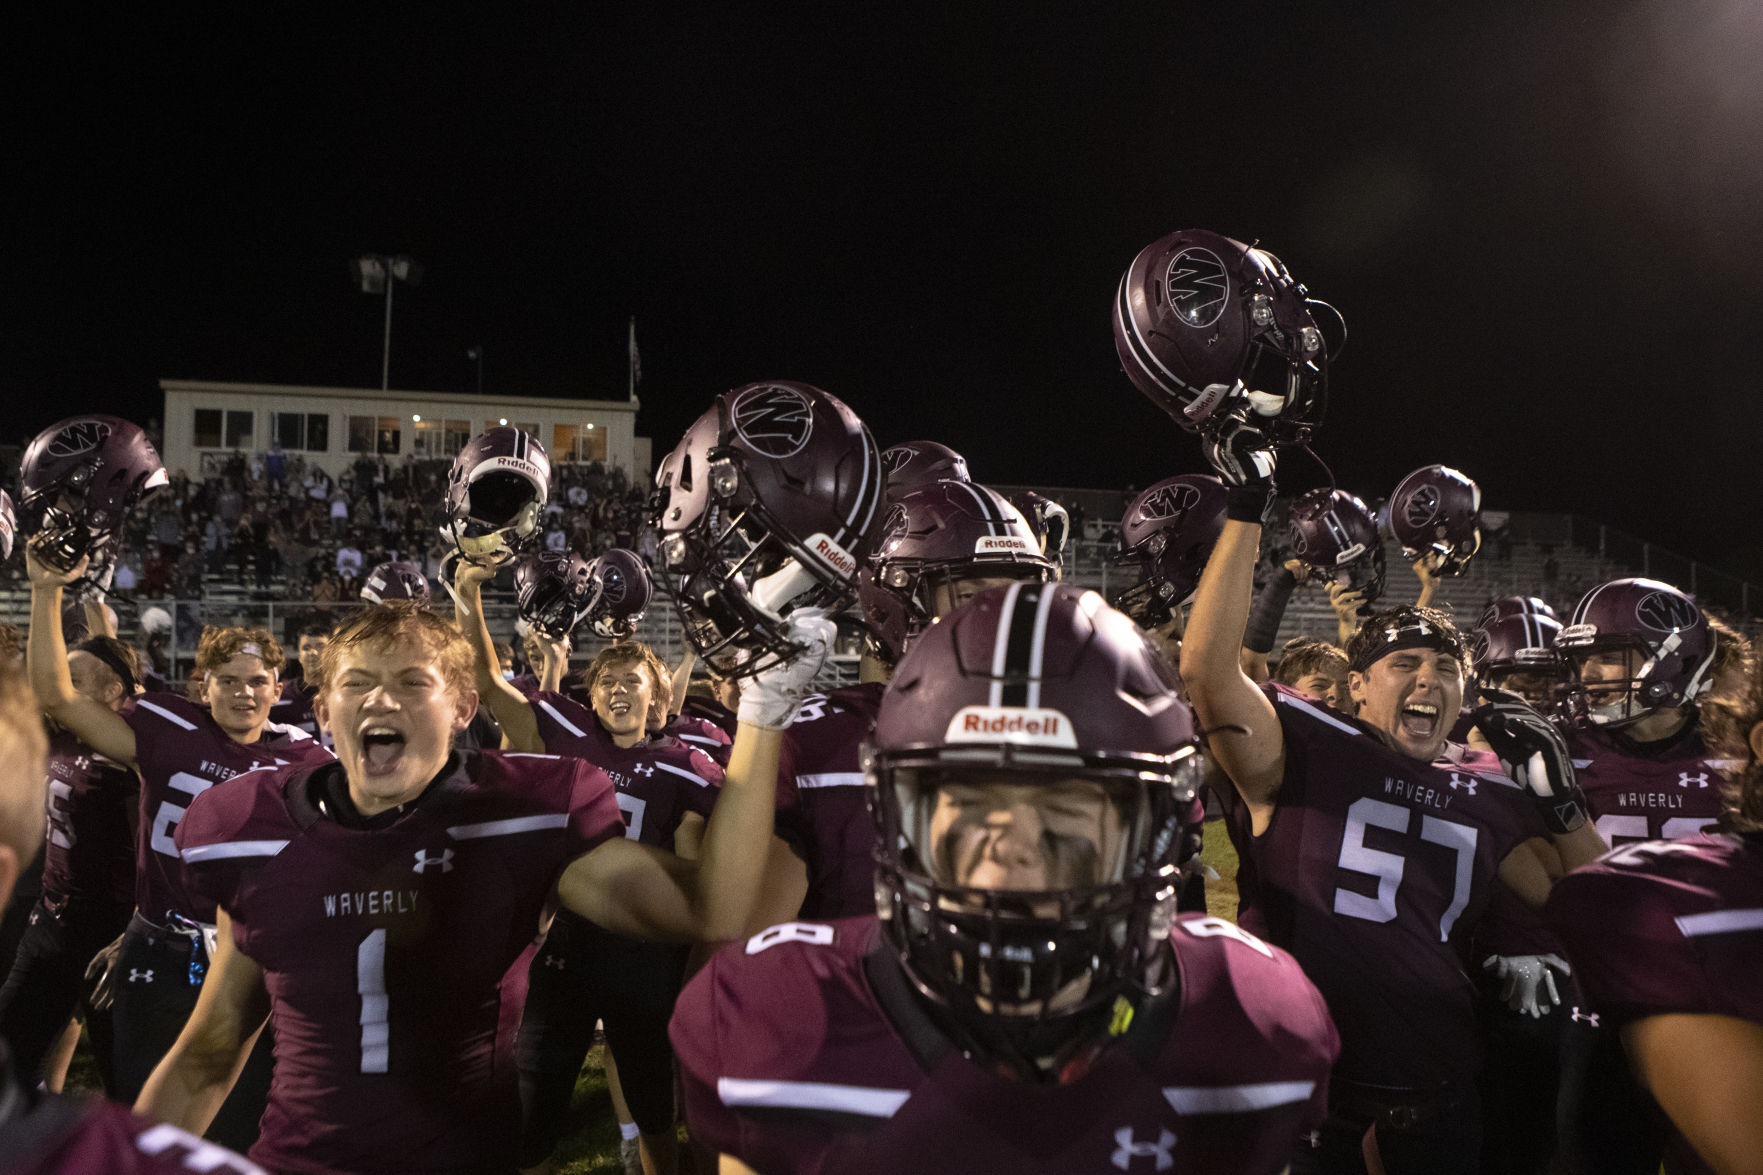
[
  {"xmin": 881, "ymin": 440, "xmax": 970, "ymax": 500},
  {"xmin": 18, "ymin": 415, "xmax": 169, "ymax": 572},
  {"xmin": 359, "ymin": 561, "xmax": 431, "ymax": 606},
  {"xmin": 1113, "ymin": 475, "xmax": 1227, "ymax": 628},
  {"xmin": 440, "ymin": 427, "xmax": 550, "ymax": 566},
  {"xmin": 514, "ymin": 550, "xmax": 598, "ymax": 639},
  {"xmin": 1477, "ymin": 595, "xmax": 1558, "ymax": 630},
  {"xmin": 1469, "ymin": 612, "xmax": 1566, "ymax": 708},
  {"xmin": 1557, "ymin": 578, "xmax": 1715, "ymax": 728},
  {"xmin": 1288, "ymin": 488, "xmax": 1385, "ymax": 601},
  {"xmin": 871, "ymin": 583, "xmax": 1205, "ymax": 1062},
  {"xmin": 1113, "ymin": 228, "xmax": 1334, "ymax": 445},
  {"xmin": 653, "ymin": 381, "xmax": 883, "ymax": 676},
  {"xmin": 1004, "ymin": 490, "xmax": 1071, "ymax": 566},
  {"xmin": 586, "ymin": 547, "xmax": 653, "ymax": 639},
  {"xmin": 1389, "ymin": 465, "xmax": 1482, "ymax": 576},
  {"xmin": 0, "ymin": 489, "xmax": 14, "ymax": 562},
  {"xmin": 858, "ymin": 481, "xmax": 1057, "ymax": 664}
]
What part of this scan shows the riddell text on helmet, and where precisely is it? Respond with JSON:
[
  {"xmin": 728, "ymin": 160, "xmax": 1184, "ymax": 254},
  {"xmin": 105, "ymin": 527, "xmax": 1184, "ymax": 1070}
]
[
  {"xmin": 944, "ymin": 705, "xmax": 1079, "ymax": 749},
  {"xmin": 806, "ymin": 532, "xmax": 857, "ymax": 577}
]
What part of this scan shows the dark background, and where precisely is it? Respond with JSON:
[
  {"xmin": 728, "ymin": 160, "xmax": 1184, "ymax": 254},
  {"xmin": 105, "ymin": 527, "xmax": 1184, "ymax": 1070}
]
[{"xmin": 10, "ymin": 3, "xmax": 1763, "ymax": 578}]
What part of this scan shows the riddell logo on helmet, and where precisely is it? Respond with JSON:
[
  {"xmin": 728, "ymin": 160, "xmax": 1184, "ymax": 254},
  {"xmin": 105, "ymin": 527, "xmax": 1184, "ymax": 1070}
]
[
  {"xmin": 805, "ymin": 533, "xmax": 856, "ymax": 577},
  {"xmin": 975, "ymin": 535, "xmax": 1035, "ymax": 556},
  {"xmin": 478, "ymin": 456, "xmax": 545, "ymax": 483},
  {"xmin": 945, "ymin": 705, "xmax": 1078, "ymax": 749}
]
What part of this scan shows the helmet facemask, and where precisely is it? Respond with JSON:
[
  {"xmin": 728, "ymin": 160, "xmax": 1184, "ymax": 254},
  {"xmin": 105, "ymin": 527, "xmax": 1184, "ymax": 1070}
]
[
  {"xmin": 444, "ymin": 470, "xmax": 545, "ymax": 566},
  {"xmin": 1562, "ymin": 639, "xmax": 1705, "ymax": 729}
]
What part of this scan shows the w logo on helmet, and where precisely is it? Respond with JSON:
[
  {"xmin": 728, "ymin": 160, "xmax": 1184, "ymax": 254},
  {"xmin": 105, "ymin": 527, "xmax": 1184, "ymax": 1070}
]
[
  {"xmin": 1402, "ymin": 485, "xmax": 1441, "ymax": 528},
  {"xmin": 1635, "ymin": 590, "xmax": 1699, "ymax": 633},
  {"xmin": 1163, "ymin": 247, "xmax": 1229, "ymax": 329},
  {"xmin": 731, "ymin": 385, "xmax": 815, "ymax": 458},
  {"xmin": 47, "ymin": 419, "xmax": 113, "ymax": 458},
  {"xmin": 1138, "ymin": 482, "xmax": 1200, "ymax": 523},
  {"xmin": 599, "ymin": 566, "xmax": 628, "ymax": 605},
  {"xmin": 880, "ymin": 447, "xmax": 912, "ymax": 474}
]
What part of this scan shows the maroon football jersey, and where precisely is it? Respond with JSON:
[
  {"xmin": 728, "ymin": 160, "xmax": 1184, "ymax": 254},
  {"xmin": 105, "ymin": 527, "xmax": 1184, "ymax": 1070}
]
[
  {"xmin": 3, "ymin": 1097, "xmax": 267, "ymax": 1175},
  {"xmin": 123, "ymin": 692, "xmax": 332, "ymax": 926},
  {"xmin": 779, "ymin": 684, "xmax": 884, "ymax": 920},
  {"xmin": 529, "ymin": 691, "xmax": 722, "ymax": 850},
  {"xmin": 1547, "ymin": 831, "xmax": 1763, "ymax": 1175},
  {"xmin": 671, "ymin": 913, "xmax": 1337, "ymax": 1175},
  {"xmin": 680, "ymin": 693, "xmax": 738, "ymax": 737},
  {"xmin": 1243, "ymin": 684, "xmax": 1548, "ymax": 1087},
  {"xmin": 1566, "ymin": 724, "xmax": 1733, "ymax": 847},
  {"xmin": 268, "ymin": 679, "xmax": 318, "ymax": 739},
  {"xmin": 40, "ymin": 726, "xmax": 138, "ymax": 907},
  {"xmin": 175, "ymin": 751, "xmax": 623, "ymax": 1175}
]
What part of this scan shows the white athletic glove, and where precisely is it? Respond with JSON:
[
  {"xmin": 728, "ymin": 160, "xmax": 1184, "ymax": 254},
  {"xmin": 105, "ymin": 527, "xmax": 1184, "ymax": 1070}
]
[
  {"xmin": 737, "ymin": 607, "xmax": 835, "ymax": 730},
  {"xmin": 1482, "ymin": 953, "xmax": 1571, "ymax": 1019}
]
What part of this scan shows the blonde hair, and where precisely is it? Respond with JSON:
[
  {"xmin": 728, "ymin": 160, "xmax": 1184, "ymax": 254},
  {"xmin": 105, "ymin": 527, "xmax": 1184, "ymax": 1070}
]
[
  {"xmin": 0, "ymin": 659, "xmax": 49, "ymax": 867},
  {"xmin": 1701, "ymin": 644, "xmax": 1763, "ymax": 833},
  {"xmin": 579, "ymin": 642, "xmax": 672, "ymax": 715},
  {"xmin": 314, "ymin": 602, "xmax": 476, "ymax": 701},
  {"xmin": 196, "ymin": 626, "xmax": 284, "ymax": 675}
]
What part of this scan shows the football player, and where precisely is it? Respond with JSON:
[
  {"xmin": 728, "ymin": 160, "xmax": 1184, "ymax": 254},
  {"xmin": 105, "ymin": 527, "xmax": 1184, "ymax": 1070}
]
[
  {"xmin": 672, "ymin": 585, "xmax": 1340, "ymax": 1174},
  {"xmin": 1269, "ymin": 637, "xmax": 1348, "ymax": 711},
  {"xmin": 454, "ymin": 561, "xmax": 749, "ymax": 1175},
  {"xmin": 1544, "ymin": 646, "xmax": 1763, "ymax": 1175},
  {"xmin": 0, "ymin": 658, "xmax": 265, "ymax": 1175},
  {"xmin": 0, "ymin": 636, "xmax": 140, "ymax": 1087},
  {"xmin": 133, "ymin": 599, "xmax": 821, "ymax": 1174},
  {"xmin": 268, "ymin": 622, "xmax": 331, "ymax": 740},
  {"xmin": 1180, "ymin": 416, "xmax": 1608, "ymax": 1173},
  {"xmin": 25, "ymin": 548, "xmax": 330, "ymax": 1151}
]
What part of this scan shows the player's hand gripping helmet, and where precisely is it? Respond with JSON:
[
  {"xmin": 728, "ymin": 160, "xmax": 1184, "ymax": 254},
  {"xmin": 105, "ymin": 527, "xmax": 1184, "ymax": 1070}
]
[
  {"xmin": 1470, "ymin": 612, "xmax": 1566, "ymax": 709},
  {"xmin": 652, "ymin": 381, "xmax": 883, "ymax": 676},
  {"xmin": 858, "ymin": 481, "xmax": 1057, "ymax": 664},
  {"xmin": 1478, "ymin": 595, "xmax": 1557, "ymax": 630},
  {"xmin": 586, "ymin": 547, "xmax": 653, "ymax": 639},
  {"xmin": 18, "ymin": 416, "xmax": 169, "ymax": 573},
  {"xmin": 0, "ymin": 489, "xmax": 14, "ymax": 562},
  {"xmin": 514, "ymin": 550, "xmax": 598, "ymax": 640},
  {"xmin": 870, "ymin": 584, "xmax": 1205, "ymax": 1074},
  {"xmin": 1113, "ymin": 475, "xmax": 1227, "ymax": 628},
  {"xmin": 1003, "ymin": 490, "xmax": 1071, "ymax": 566},
  {"xmin": 1289, "ymin": 488, "xmax": 1385, "ymax": 602},
  {"xmin": 1113, "ymin": 229, "xmax": 1335, "ymax": 445},
  {"xmin": 359, "ymin": 561, "xmax": 431, "ymax": 606},
  {"xmin": 1389, "ymin": 465, "xmax": 1482, "ymax": 576},
  {"xmin": 881, "ymin": 440, "xmax": 971, "ymax": 500},
  {"xmin": 1556, "ymin": 578, "xmax": 1715, "ymax": 729},
  {"xmin": 440, "ymin": 427, "xmax": 550, "ymax": 566}
]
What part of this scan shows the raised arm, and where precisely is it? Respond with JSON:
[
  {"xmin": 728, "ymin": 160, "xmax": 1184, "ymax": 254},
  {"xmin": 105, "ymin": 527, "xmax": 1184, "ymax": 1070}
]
[
  {"xmin": 449, "ymin": 560, "xmax": 542, "ymax": 753},
  {"xmin": 25, "ymin": 547, "xmax": 137, "ymax": 766},
  {"xmin": 135, "ymin": 910, "xmax": 270, "ymax": 1134},
  {"xmin": 557, "ymin": 613, "xmax": 831, "ymax": 942},
  {"xmin": 668, "ymin": 648, "xmax": 696, "ymax": 722}
]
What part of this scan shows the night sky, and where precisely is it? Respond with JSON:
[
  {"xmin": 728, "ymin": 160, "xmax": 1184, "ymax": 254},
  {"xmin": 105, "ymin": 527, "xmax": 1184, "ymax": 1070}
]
[{"xmin": 12, "ymin": 4, "xmax": 1763, "ymax": 580}]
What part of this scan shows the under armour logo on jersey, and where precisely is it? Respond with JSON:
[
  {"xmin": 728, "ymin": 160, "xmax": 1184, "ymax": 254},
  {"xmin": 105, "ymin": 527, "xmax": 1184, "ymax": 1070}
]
[
  {"xmin": 1447, "ymin": 773, "xmax": 1478, "ymax": 795},
  {"xmin": 1111, "ymin": 1125, "xmax": 1176, "ymax": 1171},
  {"xmin": 1570, "ymin": 1007, "xmax": 1600, "ymax": 1027},
  {"xmin": 129, "ymin": 969, "xmax": 153, "ymax": 983},
  {"xmin": 729, "ymin": 384, "xmax": 815, "ymax": 458},
  {"xmin": 412, "ymin": 848, "xmax": 455, "ymax": 873},
  {"xmin": 632, "ymin": 763, "xmax": 655, "ymax": 776},
  {"xmin": 1678, "ymin": 772, "xmax": 1710, "ymax": 789},
  {"xmin": 542, "ymin": 955, "xmax": 565, "ymax": 970}
]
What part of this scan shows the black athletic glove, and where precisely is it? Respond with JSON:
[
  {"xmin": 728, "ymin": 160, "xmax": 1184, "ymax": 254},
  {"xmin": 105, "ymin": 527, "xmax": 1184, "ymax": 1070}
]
[
  {"xmin": 1202, "ymin": 412, "xmax": 1278, "ymax": 522},
  {"xmin": 1471, "ymin": 687, "xmax": 1589, "ymax": 836}
]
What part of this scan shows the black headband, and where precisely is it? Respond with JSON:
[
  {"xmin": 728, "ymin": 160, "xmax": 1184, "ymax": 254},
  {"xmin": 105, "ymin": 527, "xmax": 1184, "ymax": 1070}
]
[
  {"xmin": 1348, "ymin": 619, "xmax": 1467, "ymax": 676},
  {"xmin": 74, "ymin": 639, "xmax": 138, "ymax": 696}
]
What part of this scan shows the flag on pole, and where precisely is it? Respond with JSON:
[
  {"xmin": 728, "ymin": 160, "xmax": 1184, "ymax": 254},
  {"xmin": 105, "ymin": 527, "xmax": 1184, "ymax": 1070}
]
[{"xmin": 627, "ymin": 317, "xmax": 641, "ymax": 402}]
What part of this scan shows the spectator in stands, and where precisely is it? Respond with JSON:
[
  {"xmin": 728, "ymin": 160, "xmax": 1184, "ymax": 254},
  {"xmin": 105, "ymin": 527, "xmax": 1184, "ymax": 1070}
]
[{"xmin": 336, "ymin": 540, "xmax": 363, "ymax": 582}]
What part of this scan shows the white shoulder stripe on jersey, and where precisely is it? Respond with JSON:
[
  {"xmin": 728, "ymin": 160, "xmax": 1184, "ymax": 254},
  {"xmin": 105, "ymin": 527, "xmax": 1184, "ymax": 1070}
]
[
  {"xmin": 679, "ymin": 733, "xmax": 725, "ymax": 747},
  {"xmin": 536, "ymin": 699, "xmax": 589, "ymax": 739},
  {"xmin": 263, "ymin": 720, "xmax": 311, "ymax": 742},
  {"xmin": 1275, "ymin": 691, "xmax": 1362, "ymax": 737},
  {"xmin": 654, "ymin": 761, "xmax": 712, "ymax": 788},
  {"xmin": 181, "ymin": 839, "xmax": 291, "ymax": 862},
  {"xmin": 501, "ymin": 752, "xmax": 562, "ymax": 759},
  {"xmin": 1674, "ymin": 908, "xmax": 1763, "ymax": 938},
  {"xmin": 716, "ymin": 1077, "xmax": 910, "ymax": 1118},
  {"xmin": 796, "ymin": 771, "xmax": 865, "ymax": 790},
  {"xmin": 447, "ymin": 813, "xmax": 571, "ymax": 839},
  {"xmin": 1571, "ymin": 758, "xmax": 1595, "ymax": 769},
  {"xmin": 135, "ymin": 699, "xmax": 198, "ymax": 730},
  {"xmin": 1162, "ymin": 1080, "xmax": 1317, "ymax": 1114}
]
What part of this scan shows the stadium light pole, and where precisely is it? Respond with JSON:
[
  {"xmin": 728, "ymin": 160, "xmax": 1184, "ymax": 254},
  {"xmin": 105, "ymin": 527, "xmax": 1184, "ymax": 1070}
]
[{"xmin": 352, "ymin": 254, "xmax": 423, "ymax": 390}]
